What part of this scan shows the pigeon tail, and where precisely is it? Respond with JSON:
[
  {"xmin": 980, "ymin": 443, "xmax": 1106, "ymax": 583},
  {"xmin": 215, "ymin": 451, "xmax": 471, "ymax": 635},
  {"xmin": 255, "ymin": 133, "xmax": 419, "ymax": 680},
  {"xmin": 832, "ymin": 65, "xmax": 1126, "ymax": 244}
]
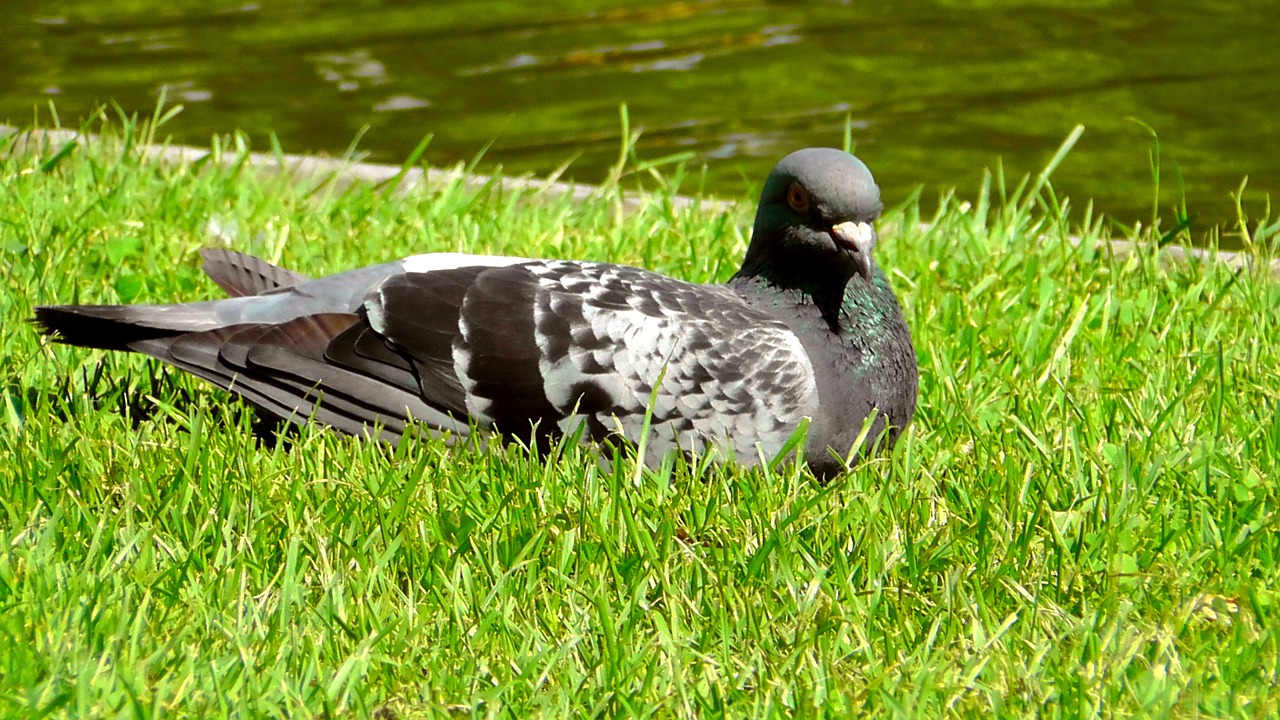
[
  {"xmin": 33, "ymin": 304, "xmax": 221, "ymax": 351},
  {"xmin": 36, "ymin": 251, "xmax": 317, "ymax": 350},
  {"xmin": 200, "ymin": 248, "xmax": 310, "ymax": 297}
]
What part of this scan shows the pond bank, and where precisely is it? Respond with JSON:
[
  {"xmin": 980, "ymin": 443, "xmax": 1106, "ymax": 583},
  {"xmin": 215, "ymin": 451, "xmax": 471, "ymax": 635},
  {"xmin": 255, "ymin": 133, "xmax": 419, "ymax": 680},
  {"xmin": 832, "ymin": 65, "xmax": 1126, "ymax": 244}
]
[{"xmin": 5, "ymin": 124, "xmax": 1277, "ymax": 279}]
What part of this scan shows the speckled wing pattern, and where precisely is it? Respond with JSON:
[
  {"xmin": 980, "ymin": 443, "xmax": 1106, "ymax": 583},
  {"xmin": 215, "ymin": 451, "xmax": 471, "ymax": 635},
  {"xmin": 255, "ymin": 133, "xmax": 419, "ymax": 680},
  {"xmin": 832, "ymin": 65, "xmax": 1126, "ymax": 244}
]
[{"xmin": 356, "ymin": 260, "xmax": 820, "ymax": 465}]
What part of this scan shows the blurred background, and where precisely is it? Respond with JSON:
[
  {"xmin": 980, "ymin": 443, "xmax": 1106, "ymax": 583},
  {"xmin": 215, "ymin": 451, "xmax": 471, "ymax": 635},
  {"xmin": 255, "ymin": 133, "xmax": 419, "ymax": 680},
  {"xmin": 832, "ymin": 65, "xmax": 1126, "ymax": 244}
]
[{"xmin": 2, "ymin": 0, "xmax": 1277, "ymax": 232}]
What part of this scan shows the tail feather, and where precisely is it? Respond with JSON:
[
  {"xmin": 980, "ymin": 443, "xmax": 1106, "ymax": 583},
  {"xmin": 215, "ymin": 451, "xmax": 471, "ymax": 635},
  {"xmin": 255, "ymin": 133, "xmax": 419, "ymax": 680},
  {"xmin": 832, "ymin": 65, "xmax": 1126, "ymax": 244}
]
[
  {"xmin": 241, "ymin": 314, "xmax": 467, "ymax": 438},
  {"xmin": 121, "ymin": 313, "xmax": 469, "ymax": 443},
  {"xmin": 200, "ymin": 248, "xmax": 309, "ymax": 297},
  {"xmin": 33, "ymin": 305, "xmax": 212, "ymax": 351},
  {"xmin": 129, "ymin": 318, "xmax": 408, "ymax": 441},
  {"xmin": 34, "ymin": 301, "xmax": 227, "ymax": 348},
  {"xmin": 128, "ymin": 318, "xmax": 377, "ymax": 437},
  {"xmin": 130, "ymin": 328, "xmax": 301, "ymax": 420}
]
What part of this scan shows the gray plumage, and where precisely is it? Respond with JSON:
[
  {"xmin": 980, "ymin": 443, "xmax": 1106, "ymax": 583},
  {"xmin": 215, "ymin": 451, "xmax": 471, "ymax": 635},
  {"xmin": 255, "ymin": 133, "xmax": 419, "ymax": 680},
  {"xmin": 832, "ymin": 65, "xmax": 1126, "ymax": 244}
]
[{"xmin": 33, "ymin": 148, "xmax": 917, "ymax": 477}]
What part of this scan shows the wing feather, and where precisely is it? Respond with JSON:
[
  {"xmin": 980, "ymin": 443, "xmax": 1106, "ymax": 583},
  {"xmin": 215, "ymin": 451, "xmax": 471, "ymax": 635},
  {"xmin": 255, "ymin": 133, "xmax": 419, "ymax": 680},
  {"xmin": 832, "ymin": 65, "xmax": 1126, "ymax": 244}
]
[{"xmin": 362, "ymin": 260, "xmax": 819, "ymax": 465}]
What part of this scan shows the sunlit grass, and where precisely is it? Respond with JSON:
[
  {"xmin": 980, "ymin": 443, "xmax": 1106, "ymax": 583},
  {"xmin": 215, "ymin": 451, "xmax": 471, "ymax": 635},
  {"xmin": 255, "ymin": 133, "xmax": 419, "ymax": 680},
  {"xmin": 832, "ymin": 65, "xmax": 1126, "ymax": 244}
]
[{"xmin": 1, "ymin": 113, "xmax": 1278, "ymax": 718}]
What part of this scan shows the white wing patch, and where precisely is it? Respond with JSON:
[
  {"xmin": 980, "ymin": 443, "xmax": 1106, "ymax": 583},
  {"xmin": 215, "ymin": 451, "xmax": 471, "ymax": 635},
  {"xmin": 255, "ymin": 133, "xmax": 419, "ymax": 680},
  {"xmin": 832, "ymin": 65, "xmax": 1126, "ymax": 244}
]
[{"xmin": 402, "ymin": 252, "xmax": 532, "ymax": 274}]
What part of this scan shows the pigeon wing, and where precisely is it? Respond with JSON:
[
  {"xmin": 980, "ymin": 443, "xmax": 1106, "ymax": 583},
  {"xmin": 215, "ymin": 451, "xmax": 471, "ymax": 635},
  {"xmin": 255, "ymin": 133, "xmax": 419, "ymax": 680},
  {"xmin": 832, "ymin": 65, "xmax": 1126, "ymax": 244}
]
[{"xmin": 362, "ymin": 260, "xmax": 820, "ymax": 465}]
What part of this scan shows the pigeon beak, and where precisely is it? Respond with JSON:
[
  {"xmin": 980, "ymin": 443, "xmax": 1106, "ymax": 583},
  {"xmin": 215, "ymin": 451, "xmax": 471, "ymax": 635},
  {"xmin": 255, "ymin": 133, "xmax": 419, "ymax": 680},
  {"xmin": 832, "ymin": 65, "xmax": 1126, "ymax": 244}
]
[{"xmin": 831, "ymin": 221, "xmax": 876, "ymax": 281}]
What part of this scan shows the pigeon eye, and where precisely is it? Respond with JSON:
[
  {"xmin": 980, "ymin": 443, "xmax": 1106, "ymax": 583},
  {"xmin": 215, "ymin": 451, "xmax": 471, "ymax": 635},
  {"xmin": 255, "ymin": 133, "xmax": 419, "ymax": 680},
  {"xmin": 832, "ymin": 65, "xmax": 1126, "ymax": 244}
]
[{"xmin": 786, "ymin": 183, "xmax": 810, "ymax": 213}]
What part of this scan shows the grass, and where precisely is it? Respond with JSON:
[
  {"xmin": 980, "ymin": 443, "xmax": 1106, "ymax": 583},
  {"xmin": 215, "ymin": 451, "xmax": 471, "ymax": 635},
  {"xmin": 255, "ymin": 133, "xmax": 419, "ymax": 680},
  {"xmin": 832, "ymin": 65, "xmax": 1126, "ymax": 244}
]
[{"xmin": 1, "ymin": 112, "xmax": 1278, "ymax": 718}]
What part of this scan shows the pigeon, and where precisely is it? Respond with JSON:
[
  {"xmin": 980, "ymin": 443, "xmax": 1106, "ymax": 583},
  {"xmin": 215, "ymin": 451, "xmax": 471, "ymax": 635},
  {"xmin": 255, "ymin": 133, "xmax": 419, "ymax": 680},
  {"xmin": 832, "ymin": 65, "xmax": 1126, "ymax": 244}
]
[{"xmin": 34, "ymin": 148, "xmax": 917, "ymax": 477}]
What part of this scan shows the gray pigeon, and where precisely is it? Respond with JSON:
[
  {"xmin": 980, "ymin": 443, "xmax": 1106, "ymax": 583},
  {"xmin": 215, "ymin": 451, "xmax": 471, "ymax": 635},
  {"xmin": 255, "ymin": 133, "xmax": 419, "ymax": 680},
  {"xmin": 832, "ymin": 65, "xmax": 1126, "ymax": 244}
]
[{"xmin": 34, "ymin": 148, "xmax": 917, "ymax": 477}]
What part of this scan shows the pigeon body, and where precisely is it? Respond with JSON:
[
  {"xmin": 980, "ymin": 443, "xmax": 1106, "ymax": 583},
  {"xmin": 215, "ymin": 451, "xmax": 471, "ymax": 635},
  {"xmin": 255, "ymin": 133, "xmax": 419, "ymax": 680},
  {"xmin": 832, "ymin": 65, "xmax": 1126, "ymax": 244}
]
[{"xmin": 34, "ymin": 148, "xmax": 917, "ymax": 476}]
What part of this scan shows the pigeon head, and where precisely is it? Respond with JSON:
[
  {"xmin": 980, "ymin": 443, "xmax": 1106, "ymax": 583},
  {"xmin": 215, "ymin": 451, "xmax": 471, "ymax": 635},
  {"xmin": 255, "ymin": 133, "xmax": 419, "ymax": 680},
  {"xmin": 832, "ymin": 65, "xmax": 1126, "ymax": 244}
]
[{"xmin": 740, "ymin": 148, "xmax": 884, "ymax": 285}]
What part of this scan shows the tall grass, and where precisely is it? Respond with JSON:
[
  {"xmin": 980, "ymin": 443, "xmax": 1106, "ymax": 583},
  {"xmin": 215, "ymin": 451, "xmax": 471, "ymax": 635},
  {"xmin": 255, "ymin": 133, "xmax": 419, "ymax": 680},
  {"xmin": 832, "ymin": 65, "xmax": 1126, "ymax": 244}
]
[{"xmin": 1, "ymin": 113, "xmax": 1277, "ymax": 718}]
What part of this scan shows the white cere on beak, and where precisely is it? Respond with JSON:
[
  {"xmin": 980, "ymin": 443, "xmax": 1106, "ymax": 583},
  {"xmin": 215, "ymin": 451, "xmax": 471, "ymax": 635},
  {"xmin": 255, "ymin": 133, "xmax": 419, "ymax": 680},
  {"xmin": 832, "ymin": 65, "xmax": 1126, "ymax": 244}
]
[
  {"xmin": 831, "ymin": 221, "xmax": 876, "ymax": 255},
  {"xmin": 830, "ymin": 221, "xmax": 877, "ymax": 280}
]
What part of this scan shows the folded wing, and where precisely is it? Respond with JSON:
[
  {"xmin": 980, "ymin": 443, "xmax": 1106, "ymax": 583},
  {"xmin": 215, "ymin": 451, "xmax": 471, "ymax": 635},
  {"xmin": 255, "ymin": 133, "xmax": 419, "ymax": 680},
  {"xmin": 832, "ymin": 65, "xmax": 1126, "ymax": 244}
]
[{"xmin": 360, "ymin": 259, "xmax": 820, "ymax": 464}]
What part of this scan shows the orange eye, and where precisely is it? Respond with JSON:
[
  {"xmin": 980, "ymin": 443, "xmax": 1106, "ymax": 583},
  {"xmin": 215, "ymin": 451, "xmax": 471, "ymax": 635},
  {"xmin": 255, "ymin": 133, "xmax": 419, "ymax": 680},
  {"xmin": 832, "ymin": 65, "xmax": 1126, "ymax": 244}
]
[{"xmin": 786, "ymin": 183, "xmax": 809, "ymax": 213}]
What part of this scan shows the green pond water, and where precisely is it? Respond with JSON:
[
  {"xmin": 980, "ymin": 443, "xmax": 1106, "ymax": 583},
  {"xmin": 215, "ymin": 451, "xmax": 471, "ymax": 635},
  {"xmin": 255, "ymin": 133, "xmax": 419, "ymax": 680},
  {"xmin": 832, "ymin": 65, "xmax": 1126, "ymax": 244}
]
[{"xmin": 3, "ymin": 0, "xmax": 1277, "ymax": 232}]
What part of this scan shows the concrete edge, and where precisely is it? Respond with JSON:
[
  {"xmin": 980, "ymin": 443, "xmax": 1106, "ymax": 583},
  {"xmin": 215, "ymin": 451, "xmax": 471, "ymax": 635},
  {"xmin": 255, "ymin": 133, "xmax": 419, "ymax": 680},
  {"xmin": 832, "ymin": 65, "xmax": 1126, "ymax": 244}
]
[
  {"xmin": 1, "ymin": 125, "xmax": 731, "ymax": 214},
  {"xmin": 4, "ymin": 125, "xmax": 1277, "ymax": 278}
]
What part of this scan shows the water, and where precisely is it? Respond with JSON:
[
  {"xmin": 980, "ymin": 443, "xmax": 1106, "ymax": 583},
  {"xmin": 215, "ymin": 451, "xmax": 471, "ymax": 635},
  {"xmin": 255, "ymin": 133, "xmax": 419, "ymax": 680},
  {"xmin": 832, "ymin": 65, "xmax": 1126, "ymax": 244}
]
[{"xmin": 3, "ymin": 0, "xmax": 1277, "ymax": 232}]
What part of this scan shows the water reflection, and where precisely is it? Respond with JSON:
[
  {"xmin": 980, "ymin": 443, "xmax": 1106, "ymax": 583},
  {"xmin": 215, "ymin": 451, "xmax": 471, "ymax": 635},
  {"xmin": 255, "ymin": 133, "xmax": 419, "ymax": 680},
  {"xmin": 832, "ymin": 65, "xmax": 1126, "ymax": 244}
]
[{"xmin": 2, "ymin": 0, "xmax": 1276, "ymax": 232}]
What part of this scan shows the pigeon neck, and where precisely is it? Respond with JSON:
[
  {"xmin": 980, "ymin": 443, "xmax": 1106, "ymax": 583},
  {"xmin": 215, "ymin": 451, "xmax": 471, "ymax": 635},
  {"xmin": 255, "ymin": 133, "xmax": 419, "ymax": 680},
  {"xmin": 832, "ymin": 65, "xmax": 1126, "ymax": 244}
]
[
  {"xmin": 737, "ymin": 240, "xmax": 854, "ymax": 284},
  {"xmin": 733, "ymin": 247, "xmax": 862, "ymax": 329}
]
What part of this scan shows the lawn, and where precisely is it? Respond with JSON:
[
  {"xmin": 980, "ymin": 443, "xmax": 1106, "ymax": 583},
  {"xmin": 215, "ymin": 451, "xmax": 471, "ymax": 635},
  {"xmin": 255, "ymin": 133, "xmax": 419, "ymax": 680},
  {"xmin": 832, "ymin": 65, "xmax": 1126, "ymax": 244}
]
[{"xmin": 1, "ymin": 112, "xmax": 1278, "ymax": 718}]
